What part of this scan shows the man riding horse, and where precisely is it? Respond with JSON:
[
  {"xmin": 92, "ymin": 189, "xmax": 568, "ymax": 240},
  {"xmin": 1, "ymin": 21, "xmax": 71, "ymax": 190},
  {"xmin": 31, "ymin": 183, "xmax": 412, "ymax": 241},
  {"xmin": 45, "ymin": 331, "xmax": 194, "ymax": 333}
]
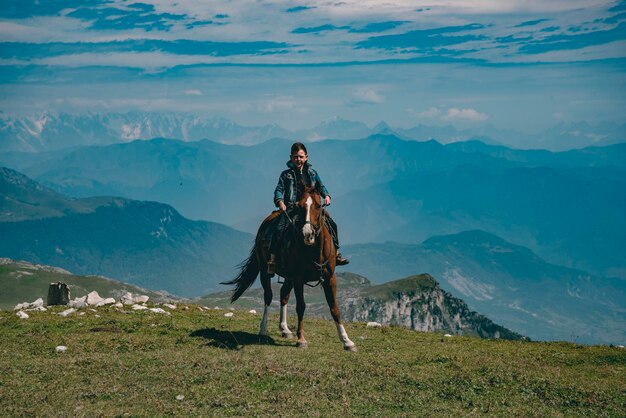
[{"xmin": 267, "ymin": 142, "xmax": 349, "ymax": 274}]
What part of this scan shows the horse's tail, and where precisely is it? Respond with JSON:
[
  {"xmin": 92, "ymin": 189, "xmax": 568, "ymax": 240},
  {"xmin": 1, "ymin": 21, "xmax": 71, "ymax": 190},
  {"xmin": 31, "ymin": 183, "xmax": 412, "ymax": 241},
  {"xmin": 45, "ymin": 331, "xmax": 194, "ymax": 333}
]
[{"xmin": 220, "ymin": 246, "xmax": 260, "ymax": 303}]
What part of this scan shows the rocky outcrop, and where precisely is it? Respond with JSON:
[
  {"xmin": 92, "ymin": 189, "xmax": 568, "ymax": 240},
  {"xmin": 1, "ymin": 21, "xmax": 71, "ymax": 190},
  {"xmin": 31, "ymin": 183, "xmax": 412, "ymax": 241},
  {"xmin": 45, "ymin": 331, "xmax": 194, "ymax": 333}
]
[{"xmin": 340, "ymin": 274, "xmax": 524, "ymax": 340}]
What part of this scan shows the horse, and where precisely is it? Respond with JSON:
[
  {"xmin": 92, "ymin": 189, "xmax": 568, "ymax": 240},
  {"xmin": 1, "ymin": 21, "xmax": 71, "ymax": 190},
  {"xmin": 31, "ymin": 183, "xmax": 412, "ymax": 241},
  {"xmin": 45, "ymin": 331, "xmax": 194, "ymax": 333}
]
[{"xmin": 220, "ymin": 186, "xmax": 357, "ymax": 351}]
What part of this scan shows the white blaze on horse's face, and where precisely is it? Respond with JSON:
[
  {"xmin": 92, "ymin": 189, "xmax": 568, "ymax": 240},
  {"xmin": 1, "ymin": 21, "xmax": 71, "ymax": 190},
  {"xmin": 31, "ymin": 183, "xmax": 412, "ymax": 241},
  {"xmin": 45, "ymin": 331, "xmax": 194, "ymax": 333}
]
[{"xmin": 302, "ymin": 196, "xmax": 315, "ymax": 246}]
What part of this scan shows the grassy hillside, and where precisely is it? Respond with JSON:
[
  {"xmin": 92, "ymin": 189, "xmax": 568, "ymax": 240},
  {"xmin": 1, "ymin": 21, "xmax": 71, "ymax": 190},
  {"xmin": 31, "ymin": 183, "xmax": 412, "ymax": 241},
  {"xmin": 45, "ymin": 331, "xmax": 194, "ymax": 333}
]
[
  {"xmin": 1, "ymin": 304, "xmax": 624, "ymax": 416},
  {"xmin": 0, "ymin": 260, "xmax": 178, "ymax": 310}
]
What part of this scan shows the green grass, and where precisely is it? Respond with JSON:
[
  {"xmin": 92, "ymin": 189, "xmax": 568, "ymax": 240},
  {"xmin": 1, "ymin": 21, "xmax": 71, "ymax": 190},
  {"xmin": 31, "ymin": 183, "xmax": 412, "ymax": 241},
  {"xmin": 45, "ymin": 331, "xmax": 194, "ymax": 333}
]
[
  {"xmin": 1, "ymin": 305, "xmax": 624, "ymax": 417},
  {"xmin": 0, "ymin": 263, "xmax": 174, "ymax": 310}
]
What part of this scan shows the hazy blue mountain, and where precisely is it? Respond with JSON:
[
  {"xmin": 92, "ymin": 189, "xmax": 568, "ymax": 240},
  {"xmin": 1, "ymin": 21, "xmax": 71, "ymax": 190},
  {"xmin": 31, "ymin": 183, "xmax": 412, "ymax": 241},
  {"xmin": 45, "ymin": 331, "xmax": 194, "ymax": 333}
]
[
  {"xmin": 342, "ymin": 230, "xmax": 626, "ymax": 344},
  {"xmin": 0, "ymin": 111, "xmax": 292, "ymax": 152},
  {"xmin": 2, "ymin": 111, "xmax": 623, "ymax": 153},
  {"xmin": 0, "ymin": 167, "xmax": 253, "ymax": 297},
  {"xmin": 4, "ymin": 134, "xmax": 624, "ymax": 277},
  {"xmin": 331, "ymin": 161, "xmax": 626, "ymax": 276}
]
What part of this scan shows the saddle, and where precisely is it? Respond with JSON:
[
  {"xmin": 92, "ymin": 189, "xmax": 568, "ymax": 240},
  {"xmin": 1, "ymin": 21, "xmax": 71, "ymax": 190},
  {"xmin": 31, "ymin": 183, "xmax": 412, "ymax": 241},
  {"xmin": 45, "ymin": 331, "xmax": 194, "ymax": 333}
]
[{"xmin": 263, "ymin": 210, "xmax": 298, "ymax": 275}]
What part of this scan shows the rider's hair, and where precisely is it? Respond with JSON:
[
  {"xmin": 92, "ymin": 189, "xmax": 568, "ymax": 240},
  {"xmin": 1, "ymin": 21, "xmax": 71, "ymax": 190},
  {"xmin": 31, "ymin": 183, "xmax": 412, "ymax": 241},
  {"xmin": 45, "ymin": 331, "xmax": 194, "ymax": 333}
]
[{"xmin": 291, "ymin": 142, "xmax": 308, "ymax": 156}]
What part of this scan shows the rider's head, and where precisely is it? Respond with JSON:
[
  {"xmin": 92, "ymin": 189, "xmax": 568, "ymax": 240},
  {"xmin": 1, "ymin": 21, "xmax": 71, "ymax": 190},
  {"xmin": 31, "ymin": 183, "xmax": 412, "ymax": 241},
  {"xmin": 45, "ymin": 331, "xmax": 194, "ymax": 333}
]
[{"xmin": 290, "ymin": 142, "xmax": 308, "ymax": 170}]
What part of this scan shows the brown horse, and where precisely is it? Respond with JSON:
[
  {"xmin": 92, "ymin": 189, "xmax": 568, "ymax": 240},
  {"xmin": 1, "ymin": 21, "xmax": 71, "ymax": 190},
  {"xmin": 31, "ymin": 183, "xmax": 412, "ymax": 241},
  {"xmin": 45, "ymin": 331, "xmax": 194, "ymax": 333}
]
[{"xmin": 221, "ymin": 186, "xmax": 357, "ymax": 351}]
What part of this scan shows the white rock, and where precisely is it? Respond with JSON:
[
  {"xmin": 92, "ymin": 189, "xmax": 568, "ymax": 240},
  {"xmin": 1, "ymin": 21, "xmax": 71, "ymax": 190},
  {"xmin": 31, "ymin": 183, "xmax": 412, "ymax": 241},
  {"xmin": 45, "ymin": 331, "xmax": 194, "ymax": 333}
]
[
  {"xmin": 618, "ymin": 345, "xmax": 625, "ymax": 349},
  {"xmin": 163, "ymin": 303, "xmax": 177, "ymax": 310},
  {"xmin": 16, "ymin": 311, "xmax": 29, "ymax": 319},
  {"xmin": 149, "ymin": 308, "xmax": 170, "ymax": 315},
  {"xmin": 176, "ymin": 395, "xmax": 185, "ymax": 401},
  {"xmin": 55, "ymin": 345, "xmax": 67, "ymax": 353},
  {"xmin": 26, "ymin": 306, "xmax": 47, "ymax": 312},
  {"xmin": 248, "ymin": 309, "xmax": 257, "ymax": 314},
  {"xmin": 31, "ymin": 298, "xmax": 44, "ymax": 308},
  {"xmin": 59, "ymin": 308, "xmax": 76, "ymax": 317},
  {"xmin": 213, "ymin": 306, "xmax": 222, "ymax": 310},
  {"xmin": 224, "ymin": 312, "xmax": 234, "ymax": 317},
  {"xmin": 366, "ymin": 322, "xmax": 382, "ymax": 328},
  {"xmin": 444, "ymin": 334, "xmax": 453, "ymax": 338},
  {"xmin": 86, "ymin": 291, "xmax": 104, "ymax": 306},
  {"xmin": 79, "ymin": 312, "xmax": 86, "ymax": 316},
  {"xmin": 120, "ymin": 292, "xmax": 135, "ymax": 305},
  {"xmin": 132, "ymin": 304, "xmax": 148, "ymax": 310},
  {"xmin": 69, "ymin": 296, "xmax": 87, "ymax": 308},
  {"xmin": 135, "ymin": 295, "xmax": 150, "ymax": 304},
  {"xmin": 14, "ymin": 298, "xmax": 45, "ymax": 311},
  {"xmin": 96, "ymin": 298, "xmax": 116, "ymax": 307}
]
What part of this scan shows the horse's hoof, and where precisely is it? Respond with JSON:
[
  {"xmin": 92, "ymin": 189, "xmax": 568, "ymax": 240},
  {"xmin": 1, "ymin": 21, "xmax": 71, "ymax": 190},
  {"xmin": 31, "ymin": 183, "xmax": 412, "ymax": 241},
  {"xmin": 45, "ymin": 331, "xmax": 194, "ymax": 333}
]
[
  {"xmin": 344, "ymin": 344, "xmax": 357, "ymax": 352},
  {"xmin": 281, "ymin": 332, "xmax": 294, "ymax": 339},
  {"xmin": 296, "ymin": 341, "xmax": 308, "ymax": 349}
]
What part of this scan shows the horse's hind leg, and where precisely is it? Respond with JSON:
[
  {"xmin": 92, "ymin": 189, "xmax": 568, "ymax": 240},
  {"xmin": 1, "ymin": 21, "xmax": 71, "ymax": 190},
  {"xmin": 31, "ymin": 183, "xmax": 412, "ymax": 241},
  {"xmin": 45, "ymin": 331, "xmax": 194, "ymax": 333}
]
[
  {"xmin": 323, "ymin": 274, "xmax": 357, "ymax": 352},
  {"xmin": 279, "ymin": 280, "xmax": 294, "ymax": 339},
  {"xmin": 259, "ymin": 272, "xmax": 273, "ymax": 338}
]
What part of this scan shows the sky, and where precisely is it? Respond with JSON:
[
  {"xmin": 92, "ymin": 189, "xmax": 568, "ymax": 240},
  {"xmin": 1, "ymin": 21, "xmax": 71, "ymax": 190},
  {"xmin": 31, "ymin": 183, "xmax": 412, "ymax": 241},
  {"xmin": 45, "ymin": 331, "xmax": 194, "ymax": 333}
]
[{"xmin": 1, "ymin": 0, "xmax": 625, "ymax": 133}]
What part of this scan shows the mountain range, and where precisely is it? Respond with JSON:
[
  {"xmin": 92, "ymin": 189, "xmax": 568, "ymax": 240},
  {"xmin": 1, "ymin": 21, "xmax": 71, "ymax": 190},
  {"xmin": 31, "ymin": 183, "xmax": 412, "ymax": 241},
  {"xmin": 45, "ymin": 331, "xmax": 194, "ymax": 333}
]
[
  {"xmin": 342, "ymin": 231, "xmax": 626, "ymax": 345},
  {"xmin": 3, "ymin": 134, "xmax": 624, "ymax": 280},
  {"xmin": 1, "ymin": 167, "xmax": 623, "ymax": 344},
  {"xmin": 1, "ymin": 111, "xmax": 624, "ymax": 153},
  {"xmin": 0, "ymin": 167, "xmax": 252, "ymax": 297}
]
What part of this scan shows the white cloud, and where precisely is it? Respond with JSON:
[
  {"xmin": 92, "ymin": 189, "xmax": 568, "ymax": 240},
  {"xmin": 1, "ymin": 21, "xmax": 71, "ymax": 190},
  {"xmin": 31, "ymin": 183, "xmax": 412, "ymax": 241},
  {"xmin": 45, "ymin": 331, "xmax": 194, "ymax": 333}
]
[
  {"xmin": 409, "ymin": 105, "xmax": 488, "ymax": 122},
  {"xmin": 350, "ymin": 87, "xmax": 385, "ymax": 105},
  {"xmin": 182, "ymin": 89, "xmax": 202, "ymax": 96},
  {"xmin": 442, "ymin": 107, "xmax": 488, "ymax": 122}
]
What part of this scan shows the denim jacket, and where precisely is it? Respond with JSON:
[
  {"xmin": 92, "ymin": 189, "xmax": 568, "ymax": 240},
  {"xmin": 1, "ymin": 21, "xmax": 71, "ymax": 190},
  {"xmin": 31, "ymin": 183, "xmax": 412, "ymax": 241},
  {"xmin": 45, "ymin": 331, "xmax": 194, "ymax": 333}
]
[{"xmin": 274, "ymin": 161, "xmax": 330, "ymax": 207}]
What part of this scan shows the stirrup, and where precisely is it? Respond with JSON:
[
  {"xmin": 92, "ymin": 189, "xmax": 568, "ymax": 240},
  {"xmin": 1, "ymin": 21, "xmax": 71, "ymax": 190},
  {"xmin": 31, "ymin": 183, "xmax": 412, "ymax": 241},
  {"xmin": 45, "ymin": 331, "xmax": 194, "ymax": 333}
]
[{"xmin": 336, "ymin": 253, "xmax": 349, "ymax": 266}]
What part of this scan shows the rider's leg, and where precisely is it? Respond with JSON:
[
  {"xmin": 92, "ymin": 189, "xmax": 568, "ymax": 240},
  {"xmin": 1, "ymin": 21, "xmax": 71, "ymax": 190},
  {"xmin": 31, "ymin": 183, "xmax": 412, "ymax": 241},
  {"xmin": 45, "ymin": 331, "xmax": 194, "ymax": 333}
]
[{"xmin": 325, "ymin": 216, "xmax": 349, "ymax": 265}]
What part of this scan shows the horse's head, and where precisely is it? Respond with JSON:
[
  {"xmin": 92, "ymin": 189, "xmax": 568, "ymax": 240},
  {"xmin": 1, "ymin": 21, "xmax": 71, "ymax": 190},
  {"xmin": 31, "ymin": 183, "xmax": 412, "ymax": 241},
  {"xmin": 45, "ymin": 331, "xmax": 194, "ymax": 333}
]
[{"xmin": 297, "ymin": 186, "xmax": 323, "ymax": 246}]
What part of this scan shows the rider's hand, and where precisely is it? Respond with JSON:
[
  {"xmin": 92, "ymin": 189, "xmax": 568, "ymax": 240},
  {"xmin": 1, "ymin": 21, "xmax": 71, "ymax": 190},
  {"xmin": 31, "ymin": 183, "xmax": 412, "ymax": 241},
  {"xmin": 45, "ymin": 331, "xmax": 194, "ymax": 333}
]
[
  {"xmin": 324, "ymin": 196, "xmax": 331, "ymax": 206},
  {"xmin": 278, "ymin": 200, "xmax": 287, "ymax": 212}
]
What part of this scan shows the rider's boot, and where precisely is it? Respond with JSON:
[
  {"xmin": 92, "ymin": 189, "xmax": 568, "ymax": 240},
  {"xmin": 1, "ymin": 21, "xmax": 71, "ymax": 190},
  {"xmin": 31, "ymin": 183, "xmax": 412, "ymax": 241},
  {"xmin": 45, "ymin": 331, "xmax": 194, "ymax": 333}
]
[{"xmin": 336, "ymin": 252, "xmax": 349, "ymax": 266}]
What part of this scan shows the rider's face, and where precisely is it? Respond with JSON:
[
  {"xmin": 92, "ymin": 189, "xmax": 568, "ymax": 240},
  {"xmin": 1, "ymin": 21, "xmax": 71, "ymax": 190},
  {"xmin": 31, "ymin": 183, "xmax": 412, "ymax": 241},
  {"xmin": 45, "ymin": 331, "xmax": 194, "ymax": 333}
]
[{"xmin": 290, "ymin": 150, "xmax": 308, "ymax": 170}]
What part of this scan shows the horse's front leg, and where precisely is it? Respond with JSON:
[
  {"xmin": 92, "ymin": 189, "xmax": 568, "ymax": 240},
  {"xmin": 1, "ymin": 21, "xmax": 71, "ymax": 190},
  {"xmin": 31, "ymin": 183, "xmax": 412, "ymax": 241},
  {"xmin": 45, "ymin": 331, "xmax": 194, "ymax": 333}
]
[
  {"xmin": 323, "ymin": 273, "xmax": 357, "ymax": 352},
  {"xmin": 259, "ymin": 272, "xmax": 272, "ymax": 339},
  {"xmin": 279, "ymin": 280, "xmax": 294, "ymax": 339},
  {"xmin": 294, "ymin": 280, "xmax": 308, "ymax": 348}
]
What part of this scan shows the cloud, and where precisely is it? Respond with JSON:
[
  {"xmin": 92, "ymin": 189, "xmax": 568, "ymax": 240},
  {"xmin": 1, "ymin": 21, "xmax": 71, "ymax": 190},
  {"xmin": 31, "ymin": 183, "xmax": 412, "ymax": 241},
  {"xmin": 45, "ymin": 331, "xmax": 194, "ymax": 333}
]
[
  {"xmin": 0, "ymin": 39, "xmax": 293, "ymax": 60},
  {"xmin": 286, "ymin": 6, "xmax": 316, "ymax": 13},
  {"xmin": 350, "ymin": 87, "xmax": 385, "ymax": 105},
  {"xmin": 349, "ymin": 21, "xmax": 408, "ymax": 33},
  {"xmin": 515, "ymin": 18, "xmax": 551, "ymax": 28},
  {"xmin": 442, "ymin": 107, "xmax": 488, "ymax": 121},
  {"xmin": 518, "ymin": 22, "xmax": 626, "ymax": 54},
  {"xmin": 182, "ymin": 89, "xmax": 202, "ymax": 96},
  {"xmin": 409, "ymin": 106, "xmax": 487, "ymax": 122},
  {"xmin": 355, "ymin": 23, "xmax": 486, "ymax": 52}
]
